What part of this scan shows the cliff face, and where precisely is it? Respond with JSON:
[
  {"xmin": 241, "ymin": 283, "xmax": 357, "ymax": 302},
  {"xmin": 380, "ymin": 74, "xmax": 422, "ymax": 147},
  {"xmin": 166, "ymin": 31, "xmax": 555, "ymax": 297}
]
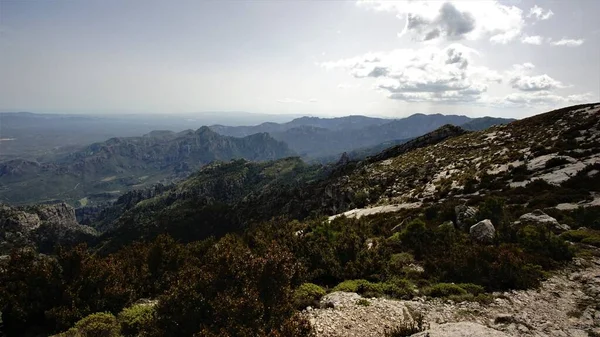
[{"xmin": 0, "ymin": 203, "xmax": 98, "ymax": 254}]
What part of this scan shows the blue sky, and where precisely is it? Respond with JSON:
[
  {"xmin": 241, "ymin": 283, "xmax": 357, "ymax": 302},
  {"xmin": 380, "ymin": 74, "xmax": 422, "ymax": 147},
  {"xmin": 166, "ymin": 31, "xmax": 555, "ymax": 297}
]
[{"xmin": 1, "ymin": 0, "xmax": 598, "ymax": 118}]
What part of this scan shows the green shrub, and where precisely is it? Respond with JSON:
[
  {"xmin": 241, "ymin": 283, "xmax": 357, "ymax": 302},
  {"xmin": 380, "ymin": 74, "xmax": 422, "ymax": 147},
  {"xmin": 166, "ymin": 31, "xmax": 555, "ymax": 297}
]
[
  {"xmin": 387, "ymin": 253, "xmax": 415, "ymax": 275},
  {"xmin": 332, "ymin": 279, "xmax": 413, "ymax": 299},
  {"xmin": 118, "ymin": 304, "xmax": 155, "ymax": 336},
  {"xmin": 424, "ymin": 283, "xmax": 467, "ymax": 297},
  {"xmin": 356, "ymin": 299, "xmax": 371, "ymax": 306},
  {"xmin": 67, "ymin": 312, "xmax": 120, "ymax": 337},
  {"xmin": 561, "ymin": 229, "xmax": 600, "ymax": 247},
  {"xmin": 456, "ymin": 283, "xmax": 485, "ymax": 295},
  {"xmin": 292, "ymin": 283, "xmax": 326, "ymax": 309},
  {"xmin": 384, "ymin": 312, "xmax": 428, "ymax": 337},
  {"xmin": 332, "ymin": 279, "xmax": 370, "ymax": 293}
]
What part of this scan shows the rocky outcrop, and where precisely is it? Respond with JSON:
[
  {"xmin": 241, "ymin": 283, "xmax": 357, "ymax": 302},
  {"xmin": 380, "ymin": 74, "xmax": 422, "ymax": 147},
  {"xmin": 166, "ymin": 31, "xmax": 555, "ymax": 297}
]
[
  {"xmin": 412, "ymin": 322, "xmax": 510, "ymax": 337},
  {"xmin": 469, "ymin": 219, "xmax": 495, "ymax": 243},
  {"xmin": 455, "ymin": 205, "xmax": 478, "ymax": 231},
  {"xmin": 0, "ymin": 203, "xmax": 98, "ymax": 253},
  {"xmin": 514, "ymin": 209, "xmax": 571, "ymax": 233}
]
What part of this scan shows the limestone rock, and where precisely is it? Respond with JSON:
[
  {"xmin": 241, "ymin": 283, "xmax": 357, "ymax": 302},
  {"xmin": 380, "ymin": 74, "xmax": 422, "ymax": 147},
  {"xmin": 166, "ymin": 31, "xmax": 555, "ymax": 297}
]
[
  {"xmin": 455, "ymin": 204, "xmax": 478, "ymax": 231},
  {"xmin": 469, "ymin": 219, "xmax": 495, "ymax": 243},
  {"xmin": 0, "ymin": 203, "xmax": 98, "ymax": 253},
  {"xmin": 411, "ymin": 322, "xmax": 510, "ymax": 337},
  {"xmin": 517, "ymin": 209, "xmax": 570, "ymax": 232}
]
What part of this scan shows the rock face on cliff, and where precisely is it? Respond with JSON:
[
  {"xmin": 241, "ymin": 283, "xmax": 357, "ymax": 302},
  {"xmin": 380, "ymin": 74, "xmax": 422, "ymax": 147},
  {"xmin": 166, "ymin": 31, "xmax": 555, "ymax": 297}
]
[{"xmin": 0, "ymin": 203, "xmax": 98, "ymax": 254}]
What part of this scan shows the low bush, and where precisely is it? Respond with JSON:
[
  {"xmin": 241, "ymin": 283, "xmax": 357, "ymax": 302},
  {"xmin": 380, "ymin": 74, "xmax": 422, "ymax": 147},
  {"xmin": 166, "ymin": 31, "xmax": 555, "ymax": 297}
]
[
  {"xmin": 55, "ymin": 312, "xmax": 120, "ymax": 337},
  {"xmin": 332, "ymin": 279, "xmax": 413, "ymax": 299},
  {"xmin": 292, "ymin": 283, "xmax": 326, "ymax": 309},
  {"xmin": 456, "ymin": 283, "xmax": 485, "ymax": 295},
  {"xmin": 356, "ymin": 299, "xmax": 371, "ymax": 306},
  {"xmin": 561, "ymin": 229, "xmax": 600, "ymax": 248},
  {"xmin": 423, "ymin": 283, "xmax": 467, "ymax": 297},
  {"xmin": 118, "ymin": 303, "xmax": 155, "ymax": 336},
  {"xmin": 384, "ymin": 312, "xmax": 428, "ymax": 337}
]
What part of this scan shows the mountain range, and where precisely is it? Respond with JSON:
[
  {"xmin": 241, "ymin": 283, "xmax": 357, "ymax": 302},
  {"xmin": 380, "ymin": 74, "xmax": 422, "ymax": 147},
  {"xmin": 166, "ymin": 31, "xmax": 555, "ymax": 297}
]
[
  {"xmin": 0, "ymin": 127, "xmax": 292, "ymax": 205},
  {"xmin": 210, "ymin": 114, "xmax": 515, "ymax": 157}
]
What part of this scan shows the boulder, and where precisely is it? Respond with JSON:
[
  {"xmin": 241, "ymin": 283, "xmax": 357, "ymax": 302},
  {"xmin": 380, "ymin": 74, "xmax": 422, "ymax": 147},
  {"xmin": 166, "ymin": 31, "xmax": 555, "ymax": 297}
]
[
  {"xmin": 516, "ymin": 209, "xmax": 570, "ymax": 232},
  {"xmin": 455, "ymin": 204, "xmax": 478, "ymax": 231},
  {"xmin": 411, "ymin": 322, "xmax": 510, "ymax": 337},
  {"xmin": 469, "ymin": 219, "xmax": 495, "ymax": 243}
]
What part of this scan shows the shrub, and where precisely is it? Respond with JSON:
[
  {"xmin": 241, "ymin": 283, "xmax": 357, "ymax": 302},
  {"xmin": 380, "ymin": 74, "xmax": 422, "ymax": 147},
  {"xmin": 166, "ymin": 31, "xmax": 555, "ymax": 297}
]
[
  {"xmin": 356, "ymin": 299, "xmax": 371, "ymax": 306},
  {"xmin": 561, "ymin": 229, "xmax": 600, "ymax": 248},
  {"xmin": 332, "ymin": 279, "xmax": 370, "ymax": 293},
  {"xmin": 332, "ymin": 279, "xmax": 412, "ymax": 299},
  {"xmin": 67, "ymin": 312, "xmax": 121, "ymax": 337},
  {"xmin": 384, "ymin": 312, "xmax": 428, "ymax": 337},
  {"xmin": 292, "ymin": 283, "xmax": 326, "ymax": 309},
  {"xmin": 387, "ymin": 253, "xmax": 415, "ymax": 275},
  {"xmin": 423, "ymin": 283, "xmax": 467, "ymax": 297},
  {"xmin": 456, "ymin": 283, "xmax": 485, "ymax": 295},
  {"xmin": 118, "ymin": 304, "xmax": 155, "ymax": 336}
]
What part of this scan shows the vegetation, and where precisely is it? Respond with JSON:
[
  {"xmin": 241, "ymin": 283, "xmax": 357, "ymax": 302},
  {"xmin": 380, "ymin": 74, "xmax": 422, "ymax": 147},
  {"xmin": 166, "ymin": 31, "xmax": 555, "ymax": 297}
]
[
  {"xmin": 1, "ymin": 103, "xmax": 598, "ymax": 336},
  {"xmin": 293, "ymin": 283, "xmax": 327, "ymax": 309}
]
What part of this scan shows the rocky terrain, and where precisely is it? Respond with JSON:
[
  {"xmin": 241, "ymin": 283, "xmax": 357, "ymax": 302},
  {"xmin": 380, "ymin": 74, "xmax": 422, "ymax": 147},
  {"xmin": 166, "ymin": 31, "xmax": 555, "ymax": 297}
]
[
  {"xmin": 307, "ymin": 254, "xmax": 600, "ymax": 337},
  {"xmin": 0, "ymin": 202, "xmax": 97, "ymax": 254}
]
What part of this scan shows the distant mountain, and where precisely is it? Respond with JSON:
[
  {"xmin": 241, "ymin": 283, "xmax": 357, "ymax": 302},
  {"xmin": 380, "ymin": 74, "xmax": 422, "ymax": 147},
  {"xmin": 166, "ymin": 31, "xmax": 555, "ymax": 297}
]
[
  {"xmin": 209, "ymin": 115, "xmax": 391, "ymax": 138},
  {"xmin": 0, "ymin": 127, "xmax": 294, "ymax": 206},
  {"xmin": 210, "ymin": 113, "xmax": 513, "ymax": 158},
  {"xmin": 460, "ymin": 117, "xmax": 517, "ymax": 131}
]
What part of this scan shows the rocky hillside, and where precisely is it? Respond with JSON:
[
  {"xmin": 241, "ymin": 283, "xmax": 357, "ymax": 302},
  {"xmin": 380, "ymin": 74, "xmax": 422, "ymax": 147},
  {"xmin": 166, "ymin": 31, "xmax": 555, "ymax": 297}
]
[
  {"xmin": 321, "ymin": 103, "xmax": 600, "ymax": 215},
  {"xmin": 0, "ymin": 127, "xmax": 294, "ymax": 206},
  {"xmin": 0, "ymin": 202, "xmax": 97, "ymax": 254},
  {"xmin": 307, "ymin": 255, "xmax": 600, "ymax": 337}
]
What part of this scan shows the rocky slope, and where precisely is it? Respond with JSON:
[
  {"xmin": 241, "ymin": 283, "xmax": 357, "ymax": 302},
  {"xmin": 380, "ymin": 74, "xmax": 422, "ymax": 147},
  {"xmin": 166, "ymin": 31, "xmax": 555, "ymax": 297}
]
[
  {"xmin": 0, "ymin": 203, "xmax": 97, "ymax": 254},
  {"xmin": 307, "ymin": 255, "xmax": 600, "ymax": 337},
  {"xmin": 322, "ymin": 103, "xmax": 600, "ymax": 216}
]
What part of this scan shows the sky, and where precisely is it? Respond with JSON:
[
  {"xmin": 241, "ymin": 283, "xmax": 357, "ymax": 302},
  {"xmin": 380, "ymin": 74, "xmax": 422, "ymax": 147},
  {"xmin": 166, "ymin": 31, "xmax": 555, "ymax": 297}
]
[{"xmin": 0, "ymin": 0, "xmax": 599, "ymax": 119}]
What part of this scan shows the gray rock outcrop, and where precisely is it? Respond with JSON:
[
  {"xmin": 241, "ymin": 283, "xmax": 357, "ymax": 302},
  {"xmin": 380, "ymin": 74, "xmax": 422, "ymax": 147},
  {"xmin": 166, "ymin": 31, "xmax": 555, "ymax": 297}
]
[
  {"xmin": 515, "ymin": 209, "xmax": 570, "ymax": 232},
  {"xmin": 469, "ymin": 219, "xmax": 495, "ymax": 243},
  {"xmin": 0, "ymin": 203, "xmax": 98, "ymax": 253},
  {"xmin": 455, "ymin": 204, "xmax": 478, "ymax": 231}
]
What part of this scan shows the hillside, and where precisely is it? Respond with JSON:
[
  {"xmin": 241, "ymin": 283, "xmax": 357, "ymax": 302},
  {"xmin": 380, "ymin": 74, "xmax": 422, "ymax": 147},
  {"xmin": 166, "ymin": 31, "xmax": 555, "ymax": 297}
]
[
  {"xmin": 0, "ymin": 127, "xmax": 294, "ymax": 206},
  {"xmin": 1, "ymin": 103, "xmax": 599, "ymax": 337},
  {"xmin": 210, "ymin": 114, "xmax": 514, "ymax": 158}
]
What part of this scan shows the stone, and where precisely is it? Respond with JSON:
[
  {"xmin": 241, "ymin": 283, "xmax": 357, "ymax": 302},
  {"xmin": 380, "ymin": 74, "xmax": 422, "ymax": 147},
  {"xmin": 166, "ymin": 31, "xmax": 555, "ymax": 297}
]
[
  {"xmin": 411, "ymin": 322, "xmax": 510, "ymax": 337},
  {"xmin": 455, "ymin": 204, "xmax": 478, "ymax": 231},
  {"xmin": 517, "ymin": 209, "xmax": 571, "ymax": 232},
  {"xmin": 469, "ymin": 219, "xmax": 495, "ymax": 243}
]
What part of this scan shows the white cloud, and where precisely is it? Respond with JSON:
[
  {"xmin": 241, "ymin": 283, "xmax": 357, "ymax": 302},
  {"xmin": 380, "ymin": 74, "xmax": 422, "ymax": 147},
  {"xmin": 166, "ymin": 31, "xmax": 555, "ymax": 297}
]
[
  {"xmin": 550, "ymin": 38, "xmax": 584, "ymax": 46},
  {"xmin": 510, "ymin": 74, "xmax": 562, "ymax": 91},
  {"xmin": 503, "ymin": 91, "xmax": 591, "ymax": 106},
  {"xmin": 527, "ymin": 5, "xmax": 554, "ymax": 21},
  {"xmin": 358, "ymin": 0, "xmax": 524, "ymax": 43},
  {"xmin": 521, "ymin": 35, "xmax": 543, "ymax": 45},
  {"xmin": 507, "ymin": 63, "xmax": 563, "ymax": 91},
  {"xmin": 322, "ymin": 44, "xmax": 500, "ymax": 103}
]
